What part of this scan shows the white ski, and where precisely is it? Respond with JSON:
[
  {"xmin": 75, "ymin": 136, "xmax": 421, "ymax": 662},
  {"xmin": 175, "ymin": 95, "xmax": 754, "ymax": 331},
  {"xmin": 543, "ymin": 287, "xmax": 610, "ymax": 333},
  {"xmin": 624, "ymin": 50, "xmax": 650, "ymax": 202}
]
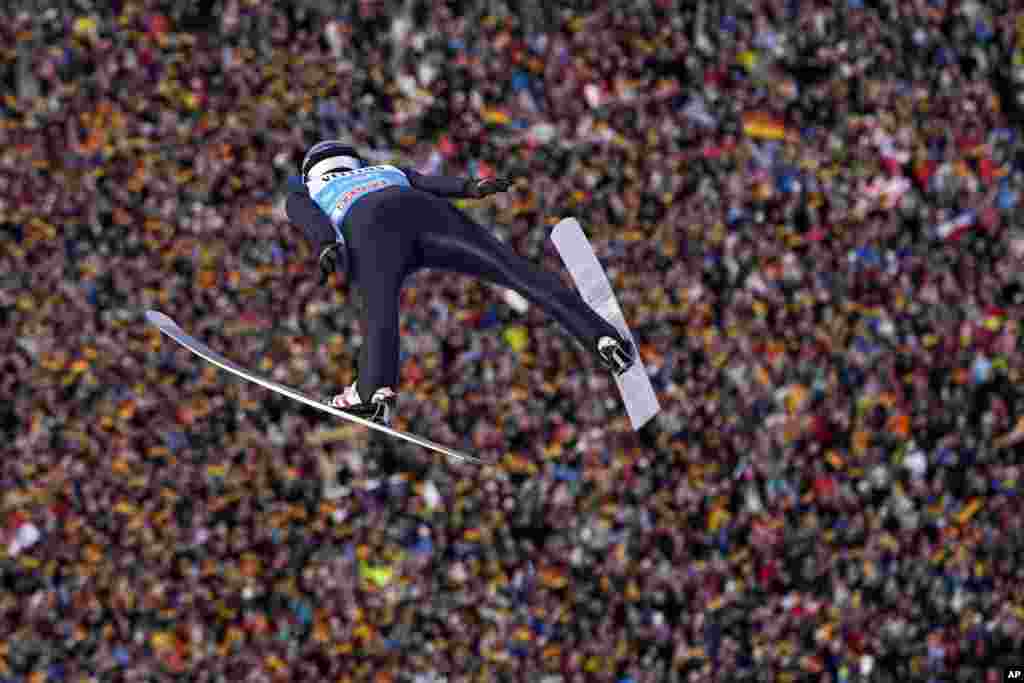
[
  {"xmin": 145, "ymin": 310, "xmax": 484, "ymax": 466},
  {"xmin": 550, "ymin": 218, "xmax": 661, "ymax": 430}
]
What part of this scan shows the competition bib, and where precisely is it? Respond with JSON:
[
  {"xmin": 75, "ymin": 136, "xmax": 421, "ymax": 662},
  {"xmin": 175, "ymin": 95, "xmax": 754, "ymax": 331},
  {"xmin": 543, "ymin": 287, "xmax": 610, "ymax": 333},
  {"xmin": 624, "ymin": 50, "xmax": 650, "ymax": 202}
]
[{"xmin": 311, "ymin": 165, "xmax": 411, "ymax": 235}]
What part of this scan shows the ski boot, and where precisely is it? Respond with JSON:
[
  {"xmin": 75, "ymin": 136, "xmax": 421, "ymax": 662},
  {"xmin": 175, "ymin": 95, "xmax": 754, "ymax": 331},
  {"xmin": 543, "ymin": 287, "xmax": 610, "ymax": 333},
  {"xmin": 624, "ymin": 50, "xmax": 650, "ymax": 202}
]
[
  {"xmin": 596, "ymin": 335, "xmax": 635, "ymax": 376},
  {"xmin": 326, "ymin": 382, "xmax": 396, "ymax": 427}
]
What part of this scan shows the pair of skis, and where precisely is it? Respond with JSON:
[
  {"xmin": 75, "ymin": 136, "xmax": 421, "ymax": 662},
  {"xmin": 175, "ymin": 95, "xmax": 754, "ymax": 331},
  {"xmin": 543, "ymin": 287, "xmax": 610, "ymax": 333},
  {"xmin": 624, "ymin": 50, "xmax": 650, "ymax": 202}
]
[{"xmin": 147, "ymin": 218, "xmax": 660, "ymax": 465}]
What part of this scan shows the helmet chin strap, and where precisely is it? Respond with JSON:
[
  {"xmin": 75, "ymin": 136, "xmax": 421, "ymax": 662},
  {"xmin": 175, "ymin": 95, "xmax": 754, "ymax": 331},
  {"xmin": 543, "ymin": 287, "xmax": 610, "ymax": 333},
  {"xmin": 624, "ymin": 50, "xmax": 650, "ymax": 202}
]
[{"xmin": 306, "ymin": 155, "xmax": 363, "ymax": 180}]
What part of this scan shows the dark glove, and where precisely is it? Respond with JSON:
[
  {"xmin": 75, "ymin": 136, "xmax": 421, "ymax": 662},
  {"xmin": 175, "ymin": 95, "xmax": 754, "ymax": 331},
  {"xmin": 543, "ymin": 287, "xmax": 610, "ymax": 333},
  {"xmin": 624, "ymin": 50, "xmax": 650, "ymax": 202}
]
[
  {"xmin": 318, "ymin": 243, "xmax": 346, "ymax": 286},
  {"xmin": 466, "ymin": 176, "xmax": 514, "ymax": 198}
]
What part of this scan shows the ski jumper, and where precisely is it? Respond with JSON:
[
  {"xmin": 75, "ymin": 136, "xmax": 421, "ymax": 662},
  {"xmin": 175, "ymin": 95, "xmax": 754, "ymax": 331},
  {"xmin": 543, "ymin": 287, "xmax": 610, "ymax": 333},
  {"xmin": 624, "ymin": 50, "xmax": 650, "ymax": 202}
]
[{"xmin": 285, "ymin": 165, "xmax": 622, "ymax": 402}]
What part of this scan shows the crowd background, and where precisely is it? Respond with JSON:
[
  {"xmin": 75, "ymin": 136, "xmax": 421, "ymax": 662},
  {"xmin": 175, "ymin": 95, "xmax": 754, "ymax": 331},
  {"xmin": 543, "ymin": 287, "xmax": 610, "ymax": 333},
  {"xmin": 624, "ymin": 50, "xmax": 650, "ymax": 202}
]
[{"xmin": 3, "ymin": 0, "xmax": 1024, "ymax": 681}]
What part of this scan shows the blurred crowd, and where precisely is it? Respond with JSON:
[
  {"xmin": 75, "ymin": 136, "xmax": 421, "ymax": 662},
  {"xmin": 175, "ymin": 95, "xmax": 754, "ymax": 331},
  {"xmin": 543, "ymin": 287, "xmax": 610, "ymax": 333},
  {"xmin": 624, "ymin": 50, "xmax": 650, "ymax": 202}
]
[{"xmin": 4, "ymin": 0, "xmax": 1024, "ymax": 681}]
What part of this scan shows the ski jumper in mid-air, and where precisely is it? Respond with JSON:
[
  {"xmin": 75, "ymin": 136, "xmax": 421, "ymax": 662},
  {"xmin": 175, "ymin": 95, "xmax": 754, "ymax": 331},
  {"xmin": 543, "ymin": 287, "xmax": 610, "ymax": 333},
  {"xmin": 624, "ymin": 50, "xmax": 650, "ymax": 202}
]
[{"xmin": 284, "ymin": 140, "xmax": 635, "ymax": 426}]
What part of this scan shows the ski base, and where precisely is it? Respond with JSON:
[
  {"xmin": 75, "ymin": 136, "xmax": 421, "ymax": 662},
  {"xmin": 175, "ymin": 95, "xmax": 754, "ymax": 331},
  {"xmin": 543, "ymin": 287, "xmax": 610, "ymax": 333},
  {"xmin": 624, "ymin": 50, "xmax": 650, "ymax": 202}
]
[
  {"xmin": 145, "ymin": 310, "xmax": 484, "ymax": 465},
  {"xmin": 551, "ymin": 218, "xmax": 661, "ymax": 430}
]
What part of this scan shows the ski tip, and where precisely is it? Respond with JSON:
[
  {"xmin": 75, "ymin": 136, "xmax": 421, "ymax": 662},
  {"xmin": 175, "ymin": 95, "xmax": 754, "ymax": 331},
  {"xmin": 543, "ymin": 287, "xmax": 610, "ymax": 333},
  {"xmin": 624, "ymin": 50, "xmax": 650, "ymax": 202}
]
[
  {"xmin": 551, "ymin": 217, "xmax": 582, "ymax": 237},
  {"xmin": 144, "ymin": 310, "xmax": 176, "ymax": 329}
]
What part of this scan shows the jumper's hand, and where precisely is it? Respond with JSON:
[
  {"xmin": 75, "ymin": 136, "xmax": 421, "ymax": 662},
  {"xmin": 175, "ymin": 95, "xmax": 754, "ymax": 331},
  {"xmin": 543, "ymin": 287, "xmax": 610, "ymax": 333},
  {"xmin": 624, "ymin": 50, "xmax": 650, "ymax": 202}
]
[
  {"xmin": 318, "ymin": 243, "xmax": 345, "ymax": 286},
  {"xmin": 467, "ymin": 177, "xmax": 514, "ymax": 198}
]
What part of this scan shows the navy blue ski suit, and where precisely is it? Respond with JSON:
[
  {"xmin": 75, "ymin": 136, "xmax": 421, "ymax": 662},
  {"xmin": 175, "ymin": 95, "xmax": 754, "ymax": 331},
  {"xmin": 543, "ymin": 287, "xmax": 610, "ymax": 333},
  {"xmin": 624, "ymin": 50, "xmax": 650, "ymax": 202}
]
[{"xmin": 285, "ymin": 165, "xmax": 620, "ymax": 403}]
